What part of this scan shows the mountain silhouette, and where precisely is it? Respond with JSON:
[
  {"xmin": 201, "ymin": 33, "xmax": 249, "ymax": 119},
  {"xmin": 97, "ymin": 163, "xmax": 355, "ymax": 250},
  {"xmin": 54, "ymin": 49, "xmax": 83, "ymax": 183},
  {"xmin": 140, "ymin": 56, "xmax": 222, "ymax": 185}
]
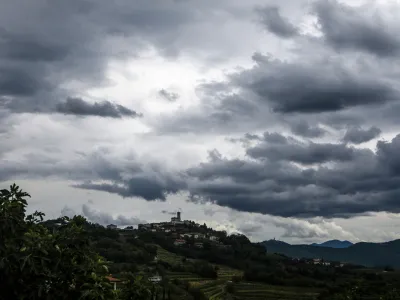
[{"xmin": 310, "ymin": 240, "xmax": 353, "ymax": 249}]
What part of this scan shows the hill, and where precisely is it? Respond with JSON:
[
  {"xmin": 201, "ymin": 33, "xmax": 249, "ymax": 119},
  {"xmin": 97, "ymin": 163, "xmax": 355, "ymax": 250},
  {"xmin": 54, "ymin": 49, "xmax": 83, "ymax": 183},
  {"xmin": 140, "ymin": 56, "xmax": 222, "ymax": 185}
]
[
  {"xmin": 263, "ymin": 239, "xmax": 400, "ymax": 268},
  {"xmin": 310, "ymin": 240, "xmax": 353, "ymax": 248},
  {"xmin": 42, "ymin": 218, "xmax": 400, "ymax": 299}
]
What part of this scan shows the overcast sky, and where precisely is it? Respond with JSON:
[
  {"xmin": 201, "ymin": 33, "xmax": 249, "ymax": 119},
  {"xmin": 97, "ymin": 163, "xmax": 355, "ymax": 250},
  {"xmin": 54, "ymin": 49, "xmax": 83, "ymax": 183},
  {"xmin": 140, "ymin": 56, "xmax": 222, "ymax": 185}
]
[{"xmin": 3, "ymin": 0, "xmax": 400, "ymax": 244}]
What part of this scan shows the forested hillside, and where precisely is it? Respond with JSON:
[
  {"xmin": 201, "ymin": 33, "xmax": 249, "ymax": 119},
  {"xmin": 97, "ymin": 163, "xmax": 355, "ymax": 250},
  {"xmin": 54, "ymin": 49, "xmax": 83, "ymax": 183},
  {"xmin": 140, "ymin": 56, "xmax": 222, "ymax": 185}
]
[
  {"xmin": 263, "ymin": 239, "xmax": 400, "ymax": 268},
  {"xmin": 3, "ymin": 184, "xmax": 400, "ymax": 300}
]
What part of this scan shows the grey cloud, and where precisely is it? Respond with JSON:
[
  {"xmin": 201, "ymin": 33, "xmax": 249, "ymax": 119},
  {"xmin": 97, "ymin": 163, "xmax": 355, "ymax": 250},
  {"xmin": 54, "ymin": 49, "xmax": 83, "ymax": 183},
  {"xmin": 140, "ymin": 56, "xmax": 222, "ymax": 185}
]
[
  {"xmin": 187, "ymin": 134, "xmax": 400, "ymax": 218},
  {"xmin": 161, "ymin": 210, "xmax": 178, "ymax": 215},
  {"xmin": 246, "ymin": 132, "xmax": 356, "ymax": 164},
  {"xmin": 0, "ymin": 29, "xmax": 70, "ymax": 62},
  {"xmin": 273, "ymin": 220, "xmax": 329, "ymax": 239},
  {"xmin": 237, "ymin": 223, "xmax": 263, "ymax": 236},
  {"xmin": 0, "ymin": 147, "xmax": 184, "ymax": 203},
  {"xmin": 314, "ymin": 0, "xmax": 400, "ymax": 57},
  {"xmin": 60, "ymin": 206, "xmax": 77, "ymax": 218},
  {"xmin": 256, "ymin": 6, "xmax": 298, "ymax": 38},
  {"xmin": 55, "ymin": 97, "xmax": 141, "ymax": 118},
  {"xmin": 231, "ymin": 53, "xmax": 397, "ymax": 113},
  {"xmin": 82, "ymin": 204, "xmax": 144, "ymax": 226},
  {"xmin": 343, "ymin": 126, "xmax": 381, "ymax": 144},
  {"xmin": 75, "ymin": 172, "xmax": 186, "ymax": 201},
  {"xmin": 158, "ymin": 89, "xmax": 179, "ymax": 102},
  {"xmin": 289, "ymin": 120, "xmax": 326, "ymax": 138},
  {"xmin": 0, "ymin": 68, "xmax": 45, "ymax": 97},
  {"xmin": 0, "ymin": 0, "xmax": 249, "ymax": 117}
]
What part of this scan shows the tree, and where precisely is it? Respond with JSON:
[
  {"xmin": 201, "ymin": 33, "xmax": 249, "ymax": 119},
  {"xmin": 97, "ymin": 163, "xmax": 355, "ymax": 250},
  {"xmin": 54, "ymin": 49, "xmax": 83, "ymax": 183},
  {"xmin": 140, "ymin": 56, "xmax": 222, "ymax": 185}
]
[
  {"xmin": 0, "ymin": 184, "xmax": 156, "ymax": 300},
  {"xmin": 0, "ymin": 184, "xmax": 116, "ymax": 300},
  {"xmin": 117, "ymin": 273, "xmax": 153, "ymax": 299}
]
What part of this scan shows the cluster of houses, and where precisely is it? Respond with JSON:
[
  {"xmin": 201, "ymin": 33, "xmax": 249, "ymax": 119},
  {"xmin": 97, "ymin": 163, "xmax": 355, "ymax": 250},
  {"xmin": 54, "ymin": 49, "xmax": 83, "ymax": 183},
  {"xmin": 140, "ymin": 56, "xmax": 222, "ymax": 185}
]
[
  {"xmin": 137, "ymin": 212, "xmax": 229, "ymax": 249},
  {"xmin": 291, "ymin": 257, "xmax": 346, "ymax": 267},
  {"xmin": 106, "ymin": 212, "xmax": 230, "ymax": 250}
]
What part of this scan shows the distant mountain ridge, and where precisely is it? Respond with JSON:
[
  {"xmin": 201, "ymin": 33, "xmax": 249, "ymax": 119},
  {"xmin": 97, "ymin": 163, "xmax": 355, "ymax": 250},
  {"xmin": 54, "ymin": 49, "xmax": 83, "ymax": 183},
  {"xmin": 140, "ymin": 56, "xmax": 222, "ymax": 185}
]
[
  {"xmin": 262, "ymin": 239, "xmax": 400, "ymax": 268},
  {"xmin": 310, "ymin": 240, "xmax": 353, "ymax": 248}
]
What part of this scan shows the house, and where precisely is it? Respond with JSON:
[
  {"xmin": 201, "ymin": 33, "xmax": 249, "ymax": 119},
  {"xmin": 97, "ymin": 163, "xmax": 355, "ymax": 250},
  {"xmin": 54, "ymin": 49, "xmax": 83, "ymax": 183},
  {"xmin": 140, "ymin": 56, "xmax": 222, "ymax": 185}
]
[
  {"xmin": 195, "ymin": 242, "xmax": 204, "ymax": 249},
  {"xmin": 149, "ymin": 275, "xmax": 162, "ymax": 283},
  {"xmin": 138, "ymin": 223, "xmax": 151, "ymax": 230},
  {"xmin": 322, "ymin": 262, "xmax": 331, "ymax": 266},
  {"xmin": 194, "ymin": 233, "xmax": 205, "ymax": 239},
  {"xmin": 312, "ymin": 258, "xmax": 322, "ymax": 265},
  {"xmin": 106, "ymin": 275, "xmax": 121, "ymax": 290},
  {"xmin": 174, "ymin": 239, "xmax": 186, "ymax": 246},
  {"xmin": 107, "ymin": 224, "xmax": 118, "ymax": 230},
  {"xmin": 209, "ymin": 236, "xmax": 219, "ymax": 242}
]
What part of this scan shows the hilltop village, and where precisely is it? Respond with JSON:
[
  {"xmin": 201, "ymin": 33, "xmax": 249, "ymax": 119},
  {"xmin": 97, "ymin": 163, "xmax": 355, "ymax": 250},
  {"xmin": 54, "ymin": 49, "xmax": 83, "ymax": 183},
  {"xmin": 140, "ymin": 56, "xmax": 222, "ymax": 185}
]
[
  {"xmin": 105, "ymin": 213, "xmax": 347, "ymax": 267},
  {"xmin": 107, "ymin": 212, "xmax": 229, "ymax": 249}
]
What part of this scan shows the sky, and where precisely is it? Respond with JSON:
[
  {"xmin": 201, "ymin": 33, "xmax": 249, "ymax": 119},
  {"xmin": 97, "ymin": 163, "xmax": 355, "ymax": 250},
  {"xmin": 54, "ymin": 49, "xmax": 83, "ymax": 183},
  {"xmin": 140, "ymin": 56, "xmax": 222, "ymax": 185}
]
[{"xmin": 3, "ymin": 0, "xmax": 400, "ymax": 244}]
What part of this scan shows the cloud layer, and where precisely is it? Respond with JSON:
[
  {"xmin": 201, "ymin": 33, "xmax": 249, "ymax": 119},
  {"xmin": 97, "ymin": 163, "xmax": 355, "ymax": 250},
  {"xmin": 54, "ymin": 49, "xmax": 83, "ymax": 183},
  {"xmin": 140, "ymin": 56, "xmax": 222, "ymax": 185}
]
[{"xmin": 3, "ymin": 0, "xmax": 400, "ymax": 242}]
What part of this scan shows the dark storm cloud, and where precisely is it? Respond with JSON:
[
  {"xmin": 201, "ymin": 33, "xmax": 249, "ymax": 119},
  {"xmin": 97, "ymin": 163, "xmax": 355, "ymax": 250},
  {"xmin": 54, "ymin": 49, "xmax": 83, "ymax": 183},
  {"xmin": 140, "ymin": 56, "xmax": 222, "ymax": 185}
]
[
  {"xmin": 0, "ymin": 147, "xmax": 185, "ymax": 203},
  {"xmin": 0, "ymin": 29, "xmax": 70, "ymax": 62},
  {"xmin": 71, "ymin": 153, "xmax": 187, "ymax": 201},
  {"xmin": 0, "ymin": 0, "xmax": 238, "ymax": 116},
  {"xmin": 255, "ymin": 6, "xmax": 298, "ymax": 38},
  {"xmin": 158, "ymin": 89, "xmax": 179, "ymax": 102},
  {"xmin": 289, "ymin": 121, "xmax": 326, "ymax": 138},
  {"xmin": 186, "ymin": 134, "xmax": 400, "ymax": 218},
  {"xmin": 75, "ymin": 174, "xmax": 185, "ymax": 201},
  {"xmin": 342, "ymin": 126, "xmax": 381, "ymax": 144},
  {"xmin": 55, "ymin": 97, "xmax": 141, "ymax": 118},
  {"xmin": 230, "ymin": 53, "xmax": 397, "ymax": 113},
  {"xmin": 314, "ymin": 0, "xmax": 400, "ymax": 57},
  {"xmin": 246, "ymin": 132, "xmax": 356, "ymax": 164},
  {"xmin": 0, "ymin": 68, "xmax": 44, "ymax": 97}
]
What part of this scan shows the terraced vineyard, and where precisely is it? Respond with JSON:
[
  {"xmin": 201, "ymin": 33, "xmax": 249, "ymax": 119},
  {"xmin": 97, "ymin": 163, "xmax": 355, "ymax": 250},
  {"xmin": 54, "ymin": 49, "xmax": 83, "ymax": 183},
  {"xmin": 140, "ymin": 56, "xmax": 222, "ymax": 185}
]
[
  {"xmin": 156, "ymin": 246, "xmax": 184, "ymax": 265},
  {"xmin": 156, "ymin": 246, "xmax": 320, "ymax": 300},
  {"xmin": 165, "ymin": 271, "xmax": 205, "ymax": 282},
  {"xmin": 214, "ymin": 264, "xmax": 243, "ymax": 280},
  {"xmin": 196, "ymin": 280, "xmax": 226, "ymax": 300},
  {"xmin": 231, "ymin": 282, "xmax": 320, "ymax": 300}
]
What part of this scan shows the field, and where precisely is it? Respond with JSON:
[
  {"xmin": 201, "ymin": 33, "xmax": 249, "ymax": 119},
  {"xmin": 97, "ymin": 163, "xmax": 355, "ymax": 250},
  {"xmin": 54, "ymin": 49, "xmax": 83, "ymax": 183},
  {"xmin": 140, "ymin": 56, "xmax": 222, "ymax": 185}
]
[
  {"xmin": 156, "ymin": 246, "xmax": 185, "ymax": 265},
  {"xmin": 156, "ymin": 246, "xmax": 320, "ymax": 300},
  {"xmin": 231, "ymin": 282, "xmax": 320, "ymax": 300}
]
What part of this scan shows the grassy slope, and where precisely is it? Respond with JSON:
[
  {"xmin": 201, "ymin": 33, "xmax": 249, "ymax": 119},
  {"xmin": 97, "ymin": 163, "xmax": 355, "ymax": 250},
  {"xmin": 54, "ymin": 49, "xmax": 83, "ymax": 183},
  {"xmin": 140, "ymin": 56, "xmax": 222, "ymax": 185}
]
[{"xmin": 156, "ymin": 246, "xmax": 321, "ymax": 300}]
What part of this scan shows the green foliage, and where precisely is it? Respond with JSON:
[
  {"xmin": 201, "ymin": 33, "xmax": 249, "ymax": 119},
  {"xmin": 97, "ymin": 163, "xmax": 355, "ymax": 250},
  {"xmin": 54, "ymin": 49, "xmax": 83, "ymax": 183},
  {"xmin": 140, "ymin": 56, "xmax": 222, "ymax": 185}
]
[
  {"xmin": 0, "ymin": 184, "xmax": 116, "ymax": 300},
  {"xmin": 0, "ymin": 184, "xmax": 158, "ymax": 300},
  {"xmin": 117, "ymin": 273, "xmax": 153, "ymax": 299}
]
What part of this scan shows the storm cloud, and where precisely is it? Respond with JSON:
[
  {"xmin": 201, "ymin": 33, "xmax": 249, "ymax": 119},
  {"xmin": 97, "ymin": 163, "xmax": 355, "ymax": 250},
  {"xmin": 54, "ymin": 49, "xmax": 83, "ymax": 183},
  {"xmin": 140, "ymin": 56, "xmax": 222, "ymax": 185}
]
[
  {"xmin": 4, "ymin": 0, "xmax": 400, "ymax": 243},
  {"xmin": 186, "ymin": 134, "xmax": 400, "ymax": 218},
  {"xmin": 342, "ymin": 126, "xmax": 381, "ymax": 144},
  {"xmin": 314, "ymin": 0, "xmax": 400, "ymax": 57},
  {"xmin": 55, "ymin": 97, "xmax": 141, "ymax": 118},
  {"xmin": 256, "ymin": 6, "xmax": 298, "ymax": 38},
  {"xmin": 230, "ymin": 53, "xmax": 397, "ymax": 113},
  {"xmin": 246, "ymin": 135, "xmax": 356, "ymax": 164},
  {"xmin": 289, "ymin": 121, "xmax": 326, "ymax": 138}
]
